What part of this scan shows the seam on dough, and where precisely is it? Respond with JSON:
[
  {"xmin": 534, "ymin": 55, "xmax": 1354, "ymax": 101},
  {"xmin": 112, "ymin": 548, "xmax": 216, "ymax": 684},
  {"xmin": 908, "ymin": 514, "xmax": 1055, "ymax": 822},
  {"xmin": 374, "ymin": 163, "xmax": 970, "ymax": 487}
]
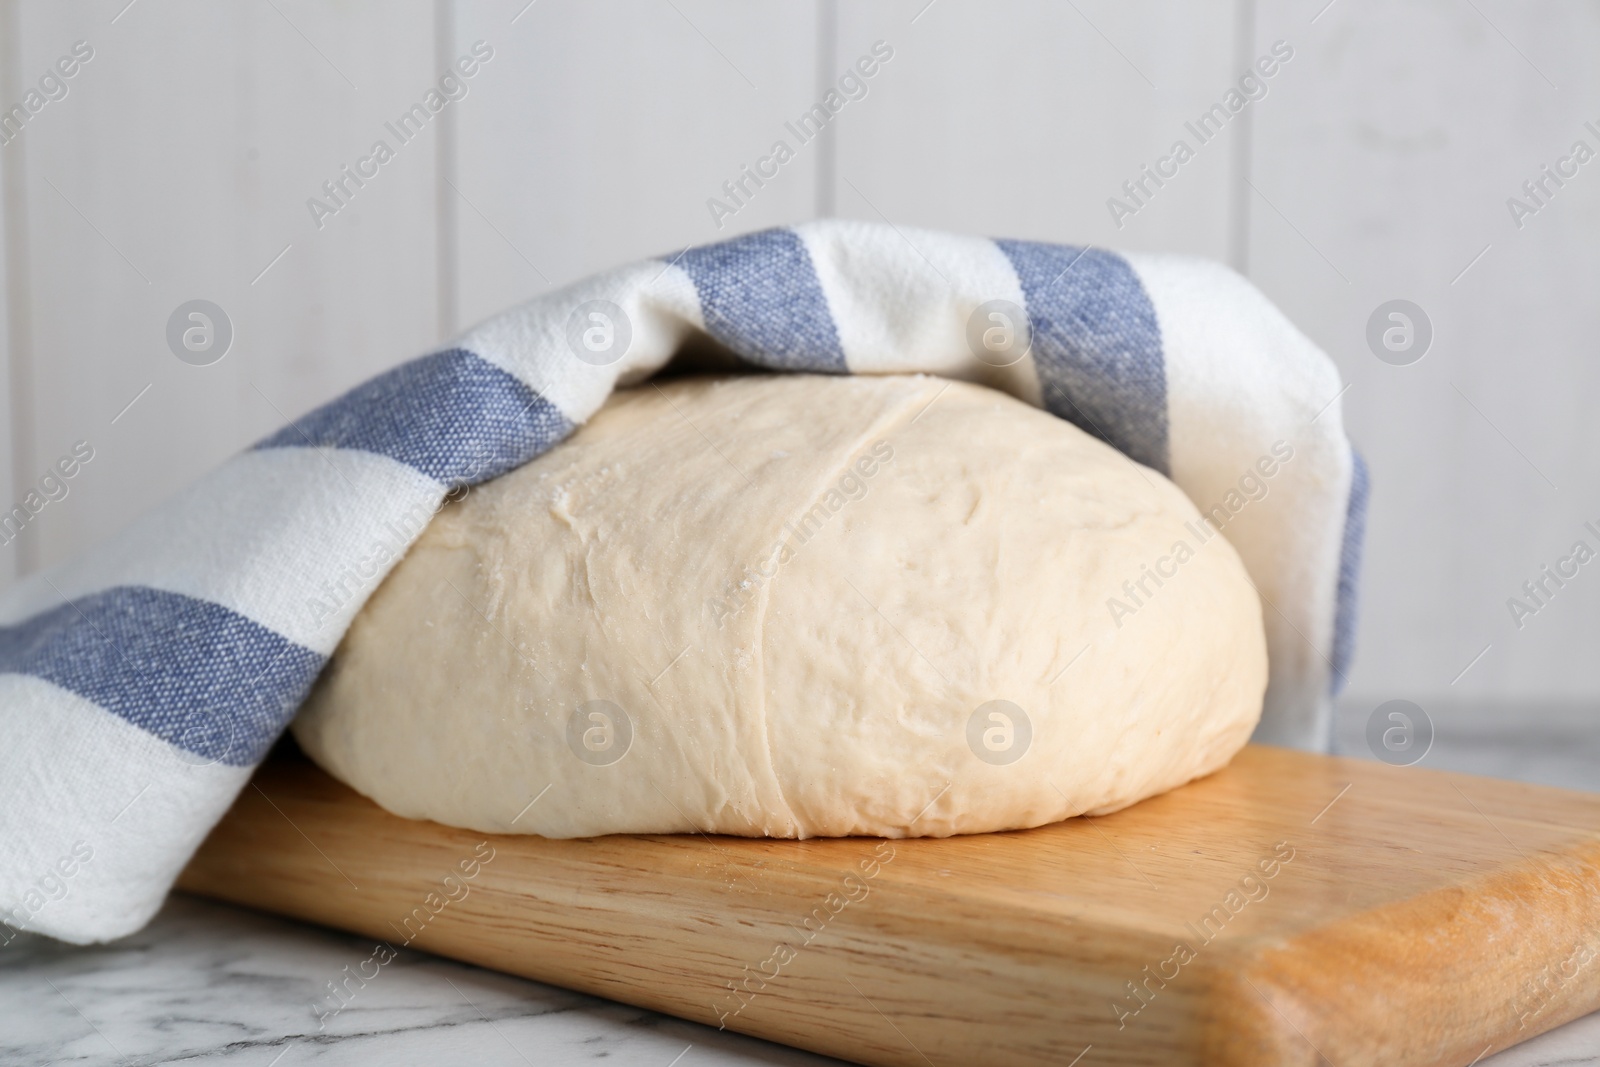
[
  {"xmin": 775, "ymin": 376, "xmax": 950, "ymax": 538},
  {"xmin": 754, "ymin": 377, "xmax": 955, "ymax": 838},
  {"xmin": 749, "ymin": 565, "xmax": 799, "ymax": 836}
]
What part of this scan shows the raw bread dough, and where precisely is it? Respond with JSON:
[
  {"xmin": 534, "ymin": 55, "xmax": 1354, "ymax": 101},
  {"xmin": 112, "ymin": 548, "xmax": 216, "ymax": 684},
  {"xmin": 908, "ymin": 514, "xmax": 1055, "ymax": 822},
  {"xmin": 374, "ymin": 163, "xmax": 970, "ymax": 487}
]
[{"xmin": 292, "ymin": 374, "xmax": 1267, "ymax": 838}]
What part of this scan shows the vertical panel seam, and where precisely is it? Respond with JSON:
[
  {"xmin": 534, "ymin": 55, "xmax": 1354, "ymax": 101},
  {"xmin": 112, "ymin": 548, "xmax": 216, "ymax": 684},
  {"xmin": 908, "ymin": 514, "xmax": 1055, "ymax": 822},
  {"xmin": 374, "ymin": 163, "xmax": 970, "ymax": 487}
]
[
  {"xmin": 434, "ymin": 0, "xmax": 459, "ymax": 342},
  {"xmin": 1, "ymin": 1, "xmax": 37, "ymax": 579},
  {"xmin": 1229, "ymin": 0, "xmax": 1257, "ymax": 274},
  {"xmin": 813, "ymin": 0, "xmax": 837, "ymax": 219}
]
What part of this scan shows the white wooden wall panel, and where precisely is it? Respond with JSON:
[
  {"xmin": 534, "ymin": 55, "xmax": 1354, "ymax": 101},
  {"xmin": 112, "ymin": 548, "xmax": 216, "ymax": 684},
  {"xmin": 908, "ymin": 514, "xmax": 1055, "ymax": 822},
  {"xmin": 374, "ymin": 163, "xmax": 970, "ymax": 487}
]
[
  {"xmin": 0, "ymin": 98, "xmax": 15, "ymax": 593},
  {"xmin": 1249, "ymin": 0, "xmax": 1600, "ymax": 707},
  {"xmin": 6, "ymin": 0, "xmax": 441, "ymax": 578},
  {"xmin": 832, "ymin": 0, "xmax": 1243, "ymax": 260},
  {"xmin": 6, "ymin": 0, "xmax": 1600, "ymax": 712},
  {"xmin": 449, "ymin": 0, "xmax": 823, "ymax": 330},
  {"xmin": 0, "ymin": 0, "xmax": 28, "ymax": 592}
]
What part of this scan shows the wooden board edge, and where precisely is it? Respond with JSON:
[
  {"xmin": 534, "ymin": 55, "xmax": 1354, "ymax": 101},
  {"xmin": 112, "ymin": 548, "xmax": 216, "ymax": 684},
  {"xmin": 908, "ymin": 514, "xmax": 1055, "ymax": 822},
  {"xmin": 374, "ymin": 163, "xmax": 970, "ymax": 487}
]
[
  {"xmin": 176, "ymin": 750, "xmax": 1600, "ymax": 1067},
  {"xmin": 176, "ymin": 758, "xmax": 1208, "ymax": 1065},
  {"xmin": 1205, "ymin": 836, "xmax": 1600, "ymax": 1066}
]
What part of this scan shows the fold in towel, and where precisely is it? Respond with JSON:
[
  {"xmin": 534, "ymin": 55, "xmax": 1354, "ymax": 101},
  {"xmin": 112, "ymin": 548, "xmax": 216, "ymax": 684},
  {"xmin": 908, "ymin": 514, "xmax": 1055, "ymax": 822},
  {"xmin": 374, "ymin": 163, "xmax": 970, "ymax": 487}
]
[{"xmin": 0, "ymin": 219, "xmax": 1365, "ymax": 943}]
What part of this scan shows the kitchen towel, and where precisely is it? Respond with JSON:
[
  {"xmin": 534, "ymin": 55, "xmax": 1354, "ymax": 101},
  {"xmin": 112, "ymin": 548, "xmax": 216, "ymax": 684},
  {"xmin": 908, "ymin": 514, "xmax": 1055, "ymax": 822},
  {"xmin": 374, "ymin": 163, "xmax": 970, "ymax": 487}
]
[{"xmin": 0, "ymin": 219, "xmax": 1366, "ymax": 943}]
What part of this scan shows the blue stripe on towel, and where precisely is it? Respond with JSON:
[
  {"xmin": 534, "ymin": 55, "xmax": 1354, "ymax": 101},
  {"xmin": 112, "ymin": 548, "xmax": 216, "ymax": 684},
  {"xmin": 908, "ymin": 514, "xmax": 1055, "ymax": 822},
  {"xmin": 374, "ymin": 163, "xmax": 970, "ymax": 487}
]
[
  {"xmin": 1329, "ymin": 449, "xmax": 1369, "ymax": 694},
  {"xmin": 0, "ymin": 586, "xmax": 324, "ymax": 766},
  {"xmin": 996, "ymin": 241, "xmax": 1169, "ymax": 474},
  {"xmin": 675, "ymin": 229, "xmax": 848, "ymax": 373},
  {"xmin": 255, "ymin": 348, "xmax": 572, "ymax": 485}
]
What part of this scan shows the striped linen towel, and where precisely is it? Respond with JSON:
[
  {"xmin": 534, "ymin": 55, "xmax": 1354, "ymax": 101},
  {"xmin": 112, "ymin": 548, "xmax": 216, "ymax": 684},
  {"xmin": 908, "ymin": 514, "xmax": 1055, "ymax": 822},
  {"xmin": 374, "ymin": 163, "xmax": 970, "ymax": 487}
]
[{"xmin": 0, "ymin": 219, "xmax": 1367, "ymax": 943}]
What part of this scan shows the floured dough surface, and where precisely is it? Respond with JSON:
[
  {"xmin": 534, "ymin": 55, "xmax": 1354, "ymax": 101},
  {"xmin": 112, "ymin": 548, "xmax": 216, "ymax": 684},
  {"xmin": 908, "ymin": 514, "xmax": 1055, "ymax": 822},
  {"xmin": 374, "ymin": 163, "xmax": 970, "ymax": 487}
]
[{"xmin": 292, "ymin": 374, "xmax": 1267, "ymax": 838}]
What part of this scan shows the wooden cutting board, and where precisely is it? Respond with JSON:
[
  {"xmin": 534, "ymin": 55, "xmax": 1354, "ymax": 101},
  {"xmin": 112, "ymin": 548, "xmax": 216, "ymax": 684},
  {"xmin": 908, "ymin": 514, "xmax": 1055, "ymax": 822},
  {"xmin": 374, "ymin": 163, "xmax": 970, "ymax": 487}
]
[{"xmin": 178, "ymin": 744, "xmax": 1600, "ymax": 1067}]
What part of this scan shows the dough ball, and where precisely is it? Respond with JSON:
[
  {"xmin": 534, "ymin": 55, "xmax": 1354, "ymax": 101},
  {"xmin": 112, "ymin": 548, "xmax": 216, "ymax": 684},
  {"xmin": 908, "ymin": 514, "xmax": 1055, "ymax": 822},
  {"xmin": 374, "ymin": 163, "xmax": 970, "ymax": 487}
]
[{"xmin": 292, "ymin": 374, "xmax": 1266, "ymax": 839}]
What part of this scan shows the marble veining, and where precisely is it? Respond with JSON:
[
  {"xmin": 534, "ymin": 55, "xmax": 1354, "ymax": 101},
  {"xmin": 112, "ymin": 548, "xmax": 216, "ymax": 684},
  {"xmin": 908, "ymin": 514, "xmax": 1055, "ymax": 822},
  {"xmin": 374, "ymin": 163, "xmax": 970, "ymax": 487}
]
[
  {"xmin": 6, "ymin": 888, "xmax": 1599, "ymax": 1066},
  {"xmin": 0, "ymin": 896, "xmax": 840, "ymax": 1066},
  {"xmin": 3, "ymin": 705, "xmax": 1597, "ymax": 1067}
]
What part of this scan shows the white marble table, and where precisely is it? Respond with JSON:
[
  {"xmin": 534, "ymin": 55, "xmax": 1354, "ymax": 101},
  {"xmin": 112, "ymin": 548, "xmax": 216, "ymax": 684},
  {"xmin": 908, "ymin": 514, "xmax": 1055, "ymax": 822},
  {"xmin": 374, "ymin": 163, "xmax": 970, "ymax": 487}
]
[
  {"xmin": 4, "ymin": 701, "xmax": 1597, "ymax": 1066},
  {"xmin": 6, "ymin": 889, "xmax": 1600, "ymax": 1067},
  {"xmin": 0, "ymin": 894, "xmax": 846, "ymax": 1067}
]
